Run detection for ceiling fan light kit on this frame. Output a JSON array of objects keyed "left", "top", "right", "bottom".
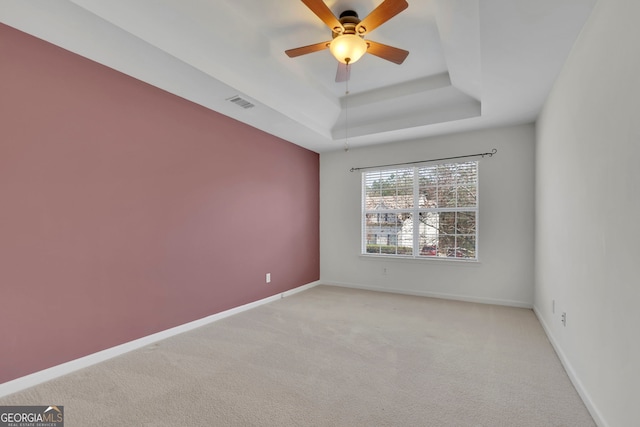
[
  {"left": 285, "top": 0, "right": 409, "bottom": 80},
  {"left": 329, "top": 34, "right": 367, "bottom": 64}
]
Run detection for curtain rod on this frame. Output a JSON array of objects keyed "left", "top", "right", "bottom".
[{"left": 349, "top": 148, "right": 497, "bottom": 172}]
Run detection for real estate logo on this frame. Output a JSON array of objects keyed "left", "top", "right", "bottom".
[{"left": 0, "top": 406, "right": 64, "bottom": 427}]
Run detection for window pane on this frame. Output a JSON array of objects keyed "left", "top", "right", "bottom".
[
  {"left": 457, "top": 235, "right": 476, "bottom": 258},
  {"left": 457, "top": 185, "right": 477, "bottom": 207},
  {"left": 397, "top": 215, "right": 414, "bottom": 255},
  {"left": 437, "top": 164, "right": 457, "bottom": 185},
  {"left": 395, "top": 170, "right": 413, "bottom": 196},
  {"left": 418, "top": 212, "right": 439, "bottom": 237},
  {"left": 456, "top": 212, "right": 476, "bottom": 234},
  {"left": 456, "top": 162, "right": 478, "bottom": 185},
  {"left": 437, "top": 186, "right": 456, "bottom": 208},
  {"left": 419, "top": 167, "right": 438, "bottom": 187},
  {"left": 438, "top": 235, "right": 456, "bottom": 256},
  {"left": 364, "top": 171, "right": 383, "bottom": 199},
  {"left": 439, "top": 212, "right": 456, "bottom": 234},
  {"left": 419, "top": 212, "right": 439, "bottom": 257},
  {"left": 419, "top": 186, "right": 437, "bottom": 208}
]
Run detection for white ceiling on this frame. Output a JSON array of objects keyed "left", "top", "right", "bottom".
[{"left": 1, "top": 0, "right": 596, "bottom": 153}]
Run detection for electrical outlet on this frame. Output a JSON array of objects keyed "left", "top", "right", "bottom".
[
  {"left": 382, "top": 267, "right": 387, "bottom": 275},
  {"left": 561, "top": 312, "right": 567, "bottom": 326},
  {"left": 266, "top": 273, "right": 271, "bottom": 283},
  {"left": 552, "top": 299, "right": 555, "bottom": 314}
]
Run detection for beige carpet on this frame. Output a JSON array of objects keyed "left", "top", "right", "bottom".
[{"left": 0, "top": 285, "right": 594, "bottom": 426}]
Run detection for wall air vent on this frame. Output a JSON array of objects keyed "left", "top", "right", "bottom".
[{"left": 226, "top": 95, "right": 255, "bottom": 109}]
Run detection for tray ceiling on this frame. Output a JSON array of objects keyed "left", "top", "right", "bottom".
[{"left": 1, "top": 0, "right": 596, "bottom": 152}]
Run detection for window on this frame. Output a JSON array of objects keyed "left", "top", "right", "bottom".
[{"left": 362, "top": 161, "right": 478, "bottom": 260}]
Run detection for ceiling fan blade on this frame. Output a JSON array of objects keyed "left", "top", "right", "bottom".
[
  {"left": 301, "top": 0, "right": 344, "bottom": 33},
  {"left": 285, "top": 41, "right": 331, "bottom": 58},
  {"left": 335, "top": 63, "right": 351, "bottom": 82},
  {"left": 356, "top": 0, "right": 408, "bottom": 34},
  {"left": 366, "top": 40, "right": 409, "bottom": 64}
]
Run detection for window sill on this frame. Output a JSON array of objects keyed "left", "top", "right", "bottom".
[{"left": 359, "top": 254, "right": 481, "bottom": 265}]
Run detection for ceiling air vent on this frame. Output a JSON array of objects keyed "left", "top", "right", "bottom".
[{"left": 226, "top": 95, "right": 255, "bottom": 109}]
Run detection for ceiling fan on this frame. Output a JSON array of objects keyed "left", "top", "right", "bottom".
[{"left": 285, "top": 0, "right": 410, "bottom": 82}]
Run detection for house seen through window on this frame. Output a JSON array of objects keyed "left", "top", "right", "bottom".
[{"left": 362, "top": 161, "right": 478, "bottom": 260}]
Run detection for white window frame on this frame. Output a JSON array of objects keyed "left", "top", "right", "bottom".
[{"left": 361, "top": 160, "right": 479, "bottom": 261}]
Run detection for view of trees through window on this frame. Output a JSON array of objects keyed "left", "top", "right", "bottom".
[{"left": 363, "top": 161, "right": 478, "bottom": 259}]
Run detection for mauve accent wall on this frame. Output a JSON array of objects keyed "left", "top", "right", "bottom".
[{"left": 0, "top": 24, "right": 319, "bottom": 384}]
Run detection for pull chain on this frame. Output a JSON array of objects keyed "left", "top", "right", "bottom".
[{"left": 344, "top": 62, "right": 350, "bottom": 152}]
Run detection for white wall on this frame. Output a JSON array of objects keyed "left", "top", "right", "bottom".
[
  {"left": 321, "top": 124, "right": 535, "bottom": 307},
  {"left": 535, "top": 0, "right": 640, "bottom": 426}
]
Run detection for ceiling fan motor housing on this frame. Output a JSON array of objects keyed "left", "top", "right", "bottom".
[{"left": 333, "top": 10, "right": 364, "bottom": 39}]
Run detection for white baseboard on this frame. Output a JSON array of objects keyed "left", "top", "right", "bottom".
[
  {"left": 533, "top": 306, "right": 608, "bottom": 427},
  {"left": 324, "top": 281, "right": 533, "bottom": 309},
  {"left": 0, "top": 280, "right": 320, "bottom": 398}
]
